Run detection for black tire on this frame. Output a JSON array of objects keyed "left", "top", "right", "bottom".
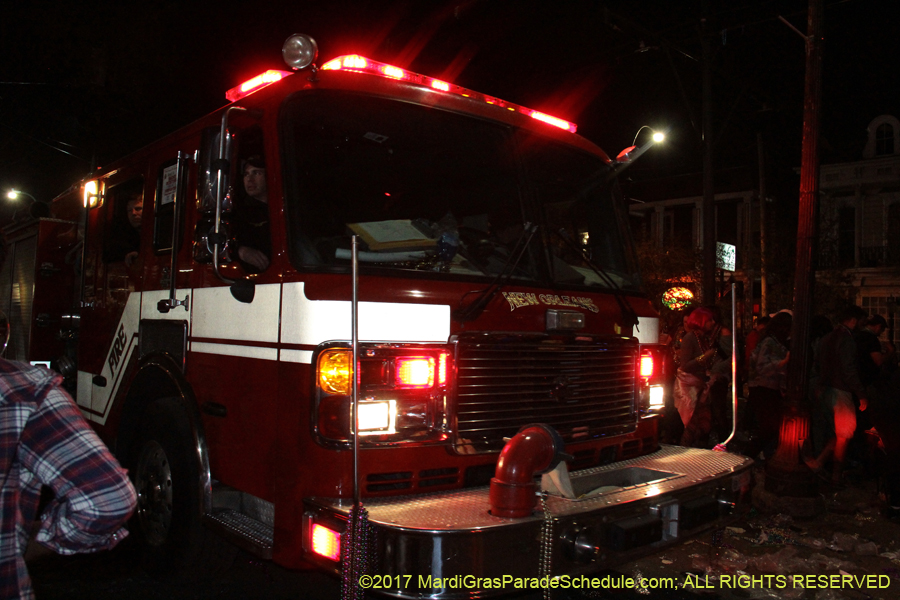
[{"left": 129, "top": 397, "right": 235, "bottom": 579}]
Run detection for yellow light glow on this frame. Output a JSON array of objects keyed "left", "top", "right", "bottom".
[
  {"left": 317, "top": 349, "right": 352, "bottom": 395},
  {"left": 652, "top": 131, "right": 665, "bottom": 143},
  {"left": 311, "top": 524, "right": 340, "bottom": 561},
  {"left": 431, "top": 80, "right": 450, "bottom": 92},
  {"left": 83, "top": 180, "right": 102, "bottom": 209}
]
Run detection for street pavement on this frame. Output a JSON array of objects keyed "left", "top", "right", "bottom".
[{"left": 26, "top": 463, "right": 900, "bottom": 600}]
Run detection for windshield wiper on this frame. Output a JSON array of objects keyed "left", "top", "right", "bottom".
[
  {"left": 556, "top": 228, "right": 639, "bottom": 329},
  {"left": 453, "top": 223, "right": 538, "bottom": 323}
]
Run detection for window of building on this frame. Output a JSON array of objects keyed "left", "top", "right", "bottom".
[
  {"left": 889, "top": 204, "right": 900, "bottom": 264},
  {"left": 670, "top": 204, "right": 694, "bottom": 249},
  {"left": 629, "top": 212, "right": 650, "bottom": 243},
  {"left": 876, "top": 123, "right": 895, "bottom": 156},
  {"left": 838, "top": 206, "right": 855, "bottom": 267}
]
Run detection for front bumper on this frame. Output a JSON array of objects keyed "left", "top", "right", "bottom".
[{"left": 305, "top": 445, "right": 753, "bottom": 599}]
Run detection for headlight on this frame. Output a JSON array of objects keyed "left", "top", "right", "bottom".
[{"left": 313, "top": 344, "right": 451, "bottom": 447}]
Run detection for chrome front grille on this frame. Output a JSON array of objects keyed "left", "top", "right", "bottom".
[{"left": 454, "top": 336, "right": 638, "bottom": 451}]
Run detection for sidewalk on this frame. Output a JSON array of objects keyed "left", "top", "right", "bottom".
[{"left": 619, "top": 464, "right": 900, "bottom": 599}]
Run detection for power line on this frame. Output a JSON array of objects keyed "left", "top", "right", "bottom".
[{"left": 0, "top": 121, "right": 89, "bottom": 163}]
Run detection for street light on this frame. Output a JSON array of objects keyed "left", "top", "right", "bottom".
[
  {"left": 607, "top": 126, "right": 667, "bottom": 181},
  {"left": 631, "top": 125, "right": 666, "bottom": 146},
  {"left": 7, "top": 189, "right": 36, "bottom": 203},
  {"left": 5, "top": 189, "right": 49, "bottom": 221}
]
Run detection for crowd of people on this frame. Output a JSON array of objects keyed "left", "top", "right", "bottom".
[{"left": 660, "top": 303, "right": 899, "bottom": 512}]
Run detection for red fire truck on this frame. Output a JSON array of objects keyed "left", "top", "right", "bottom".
[{"left": 0, "top": 35, "right": 751, "bottom": 597}]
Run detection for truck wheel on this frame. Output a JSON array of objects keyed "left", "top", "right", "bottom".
[{"left": 129, "top": 397, "right": 234, "bottom": 579}]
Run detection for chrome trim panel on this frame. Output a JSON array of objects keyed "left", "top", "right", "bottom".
[{"left": 308, "top": 446, "right": 752, "bottom": 599}]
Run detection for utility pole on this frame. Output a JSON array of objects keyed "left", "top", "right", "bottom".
[
  {"left": 765, "top": 0, "right": 823, "bottom": 497},
  {"left": 757, "top": 132, "right": 768, "bottom": 316},
  {"left": 701, "top": 0, "right": 717, "bottom": 304}
]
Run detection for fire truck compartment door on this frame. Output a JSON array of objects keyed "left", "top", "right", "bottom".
[{"left": 76, "top": 292, "right": 141, "bottom": 422}]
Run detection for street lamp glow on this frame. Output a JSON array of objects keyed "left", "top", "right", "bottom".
[
  {"left": 6, "top": 189, "right": 36, "bottom": 202},
  {"left": 632, "top": 125, "right": 665, "bottom": 146}
]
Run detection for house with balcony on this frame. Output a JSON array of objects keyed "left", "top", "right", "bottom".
[
  {"left": 625, "top": 166, "right": 764, "bottom": 331},
  {"left": 817, "top": 114, "right": 900, "bottom": 330}
]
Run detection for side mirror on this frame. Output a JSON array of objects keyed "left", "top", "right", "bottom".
[{"left": 230, "top": 279, "right": 255, "bottom": 304}]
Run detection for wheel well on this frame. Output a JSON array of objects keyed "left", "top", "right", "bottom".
[
  {"left": 116, "top": 354, "right": 212, "bottom": 515},
  {"left": 117, "top": 362, "right": 180, "bottom": 460}
]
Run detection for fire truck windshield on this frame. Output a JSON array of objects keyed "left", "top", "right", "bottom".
[{"left": 281, "top": 91, "right": 640, "bottom": 291}]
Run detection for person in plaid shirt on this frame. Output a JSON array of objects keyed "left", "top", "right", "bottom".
[{"left": 0, "top": 358, "right": 137, "bottom": 599}]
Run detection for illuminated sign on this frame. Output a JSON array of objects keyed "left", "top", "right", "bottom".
[
  {"left": 661, "top": 287, "right": 694, "bottom": 310},
  {"left": 502, "top": 291, "right": 599, "bottom": 313},
  {"left": 716, "top": 242, "right": 736, "bottom": 272}
]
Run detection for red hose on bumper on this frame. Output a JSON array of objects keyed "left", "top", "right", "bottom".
[{"left": 489, "top": 424, "right": 566, "bottom": 518}]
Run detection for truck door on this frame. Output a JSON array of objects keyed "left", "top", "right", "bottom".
[{"left": 77, "top": 176, "right": 144, "bottom": 422}]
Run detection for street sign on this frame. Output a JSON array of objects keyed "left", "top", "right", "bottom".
[{"left": 716, "top": 242, "right": 735, "bottom": 271}]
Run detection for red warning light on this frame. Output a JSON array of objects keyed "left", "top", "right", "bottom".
[
  {"left": 640, "top": 352, "right": 654, "bottom": 380},
  {"left": 226, "top": 70, "right": 293, "bottom": 102},
  {"left": 395, "top": 357, "right": 435, "bottom": 388},
  {"left": 529, "top": 110, "right": 578, "bottom": 133},
  {"left": 320, "top": 55, "right": 577, "bottom": 133}
]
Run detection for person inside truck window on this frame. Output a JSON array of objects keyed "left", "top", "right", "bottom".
[
  {"left": 232, "top": 155, "right": 271, "bottom": 273},
  {"left": 103, "top": 194, "right": 142, "bottom": 267}
]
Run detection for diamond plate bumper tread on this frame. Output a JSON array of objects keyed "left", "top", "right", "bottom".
[{"left": 316, "top": 445, "right": 752, "bottom": 530}]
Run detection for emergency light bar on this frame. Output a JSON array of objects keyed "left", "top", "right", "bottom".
[
  {"left": 226, "top": 70, "right": 293, "bottom": 102},
  {"left": 321, "top": 55, "right": 578, "bottom": 134}
]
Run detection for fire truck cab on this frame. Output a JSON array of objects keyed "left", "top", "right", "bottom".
[{"left": 0, "top": 35, "right": 751, "bottom": 598}]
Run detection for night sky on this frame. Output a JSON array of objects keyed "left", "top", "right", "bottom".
[{"left": 1, "top": 0, "right": 897, "bottom": 223}]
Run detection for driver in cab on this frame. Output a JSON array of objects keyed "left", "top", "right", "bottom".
[{"left": 233, "top": 155, "right": 271, "bottom": 273}]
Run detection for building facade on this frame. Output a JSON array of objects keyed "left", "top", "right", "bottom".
[
  {"left": 626, "top": 167, "right": 761, "bottom": 331},
  {"left": 818, "top": 114, "right": 900, "bottom": 338}
]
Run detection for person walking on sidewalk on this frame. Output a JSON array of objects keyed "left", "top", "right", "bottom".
[{"left": 805, "top": 305, "right": 868, "bottom": 486}]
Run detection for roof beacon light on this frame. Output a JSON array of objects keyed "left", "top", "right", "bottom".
[
  {"left": 282, "top": 34, "right": 318, "bottom": 70},
  {"left": 226, "top": 70, "right": 293, "bottom": 103},
  {"left": 321, "top": 55, "right": 577, "bottom": 133}
]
